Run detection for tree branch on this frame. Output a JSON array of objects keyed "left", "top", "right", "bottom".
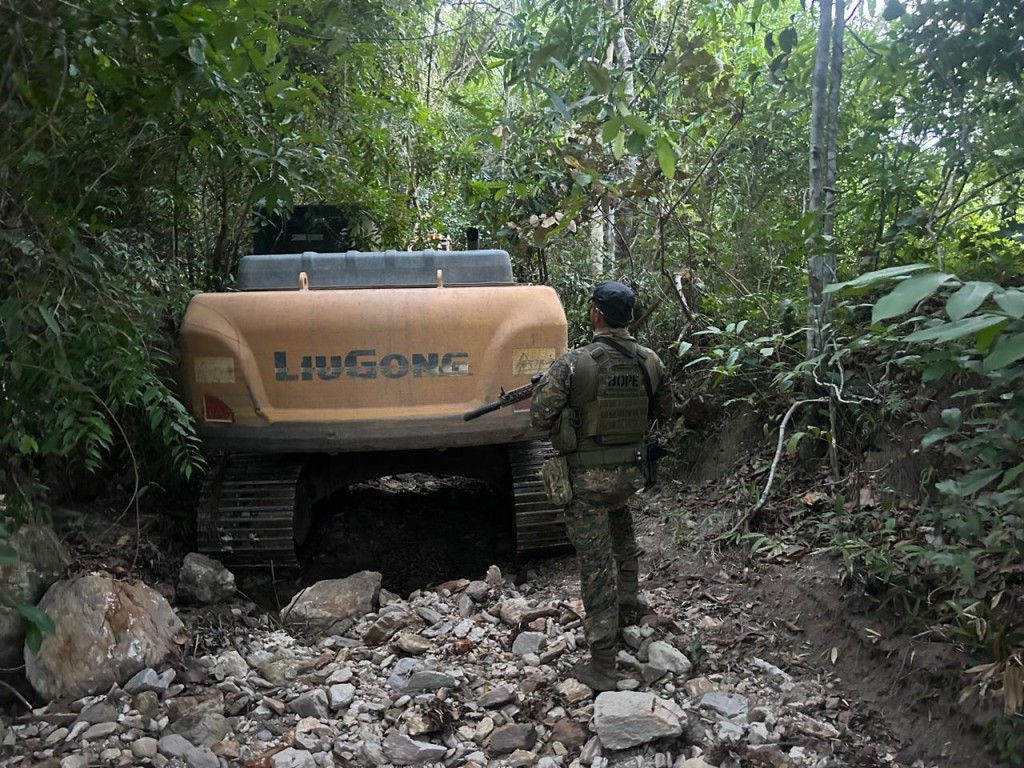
[{"left": 728, "top": 398, "right": 829, "bottom": 534}]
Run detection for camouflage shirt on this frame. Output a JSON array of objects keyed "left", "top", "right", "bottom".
[{"left": 530, "top": 327, "right": 674, "bottom": 433}]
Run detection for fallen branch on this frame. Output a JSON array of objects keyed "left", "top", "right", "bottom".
[
  {"left": 729, "top": 397, "right": 828, "bottom": 534},
  {"left": 0, "top": 677, "right": 33, "bottom": 711}
]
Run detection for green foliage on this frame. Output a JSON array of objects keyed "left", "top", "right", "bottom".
[
  {"left": 682, "top": 321, "right": 806, "bottom": 403},
  {"left": 984, "top": 714, "right": 1024, "bottom": 768},
  {"left": 0, "top": 0, "right": 1021, "bottom": 730},
  {"left": 1, "top": 236, "right": 203, "bottom": 514},
  {"left": 1, "top": 0, "right": 434, "bottom": 505},
  {"left": 19, "top": 603, "right": 56, "bottom": 655},
  {"left": 0, "top": 522, "right": 56, "bottom": 654},
  {"left": 824, "top": 267, "right": 1024, "bottom": 662}
]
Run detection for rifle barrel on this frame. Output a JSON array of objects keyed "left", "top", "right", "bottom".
[{"left": 463, "top": 400, "right": 503, "bottom": 421}]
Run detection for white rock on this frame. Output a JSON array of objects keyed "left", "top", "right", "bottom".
[
  {"left": 132, "top": 736, "right": 159, "bottom": 758},
  {"left": 700, "top": 691, "right": 749, "bottom": 718},
  {"left": 592, "top": 691, "right": 684, "bottom": 750},
  {"left": 213, "top": 649, "right": 249, "bottom": 680},
  {"left": 747, "top": 721, "right": 772, "bottom": 744},
  {"left": 329, "top": 683, "right": 356, "bottom": 711},
  {"left": 646, "top": 641, "right": 692, "bottom": 676},
  {"left": 752, "top": 657, "right": 793, "bottom": 682},
  {"left": 716, "top": 720, "right": 744, "bottom": 742},
  {"left": 272, "top": 747, "right": 317, "bottom": 768},
  {"left": 512, "top": 632, "right": 546, "bottom": 656}
]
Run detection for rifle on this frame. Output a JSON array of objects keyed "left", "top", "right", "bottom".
[{"left": 463, "top": 373, "right": 543, "bottom": 421}]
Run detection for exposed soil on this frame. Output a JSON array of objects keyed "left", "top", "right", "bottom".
[
  {"left": 631, "top": 516, "right": 999, "bottom": 768},
  {"left": 37, "top": 452, "right": 1013, "bottom": 767}
]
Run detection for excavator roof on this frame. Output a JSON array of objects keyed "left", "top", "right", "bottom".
[{"left": 237, "top": 249, "right": 514, "bottom": 290}]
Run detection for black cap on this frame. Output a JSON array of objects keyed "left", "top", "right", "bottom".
[{"left": 590, "top": 281, "right": 635, "bottom": 327}]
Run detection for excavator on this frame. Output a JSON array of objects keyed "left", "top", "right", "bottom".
[{"left": 177, "top": 209, "right": 570, "bottom": 570}]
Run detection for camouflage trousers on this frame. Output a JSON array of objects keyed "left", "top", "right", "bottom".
[{"left": 564, "top": 463, "right": 645, "bottom": 649}]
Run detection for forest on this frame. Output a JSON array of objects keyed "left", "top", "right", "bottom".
[{"left": 1, "top": 0, "right": 1022, "bottom": 757}]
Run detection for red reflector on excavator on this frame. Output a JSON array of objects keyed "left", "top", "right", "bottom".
[{"left": 203, "top": 395, "right": 234, "bottom": 423}]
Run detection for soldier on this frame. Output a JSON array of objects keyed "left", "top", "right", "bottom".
[{"left": 530, "top": 280, "right": 674, "bottom": 691}]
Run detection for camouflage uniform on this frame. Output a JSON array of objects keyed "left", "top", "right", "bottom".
[{"left": 531, "top": 327, "right": 673, "bottom": 650}]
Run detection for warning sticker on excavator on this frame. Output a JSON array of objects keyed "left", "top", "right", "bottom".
[
  {"left": 512, "top": 348, "right": 557, "bottom": 376},
  {"left": 195, "top": 357, "right": 235, "bottom": 384}
]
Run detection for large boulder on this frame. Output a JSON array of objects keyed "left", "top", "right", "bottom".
[
  {"left": 0, "top": 524, "right": 70, "bottom": 668},
  {"left": 281, "top": 571, "right": 382, "bottom": 632},
  {"left": 25, "top": 573, "right": 184, "bottom": 700}
]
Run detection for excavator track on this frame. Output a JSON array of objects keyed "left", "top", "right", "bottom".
[
  {"left": 509, "top": 440, "right": 571, "bottom": 555},
  {"left": 197, "top": 454, "right": 307, "bottom": 571}
]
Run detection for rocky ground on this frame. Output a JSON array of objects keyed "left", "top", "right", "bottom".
[{"left": 0, "top": 472, "right": 1006, "bottom": 768}]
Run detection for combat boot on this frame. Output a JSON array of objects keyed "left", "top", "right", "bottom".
[
  {"left": 571, "top": 643, "right": 620, "bottom": 692},
  {"left": 618, "top": 558, "right": 653, "bottom": 627}
]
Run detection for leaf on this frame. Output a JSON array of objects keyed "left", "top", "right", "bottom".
[
  {"left": 625, "top": 130, "right": 645, "bottom": 154},
  {"left": 786, "top": 431, "right": 807, "bottom": 456},
  {"left": 903, "top": 314, "right": 1008, "bottom": 343},
  {"left": 825, "top": 264, "right": 929, "bottom": 293},
  {"left": 922, "top": 427, "right": 955, "bottom": 447},
  {"left": 538, "top": 85, "right": 570, "bottom": 122},
  {"left": 922, "top": 358, "right": 958, "bottom": 382},
  {"left": 975, "top": 320, "right": 1005, "bottom": 352},
  {"left": 36, "top": 305, "right": 61, "bottom": 337},
  {"left": 612, "top": 130, "right": 625, "bottom": 160},
  {"left": 946, "top": 281, "right": 995, "bottom": 322},
  {"left": 25, "top": 624, "right": 42, "bottom": 654},
  {"left": 983, "top": 331, "right": 1024, "bottom": 372},
  {"left": 938, "top": 468, "right": 1002, "bottom": 497},
  {"left": 18, "top": 604, "right": 56, "bottom": 636},
  {"left": 187, "top": 37, "right": 206, "bottom": 66},
  {"left": 872, "top": 272, "right": 951, "bottom": 323},
  {"left": 941, "top": 408, "right": 962, "bottom": 429},
  {"left": 264, "top": 79, "right": 292, "bottom": 101},
  {"left": 994, "top": 289, "right": 1024, "bottom": 319},
  {"left": 656, "top": 135, "right": 676, "bottom": 179},
  {"left": 999, "top": 463, "right": 1024, "bottom": 491},
  {"left": 624, "top": 114, "right": 652, "bottom": 137},
  {"left": 601, "top": 116, "right": 621, "bottom": 144},
  {"left": 583, "top": 59, "right": 612, "bottom": 95},
  {"left": 829, "top": 646, "right": 839, "bottom": 664},
  {"left": 778, "top": 27, "right": 798, "bottom": 53},
  {"left": 883, "top": 0, "right": 906, "bottom": 20}
]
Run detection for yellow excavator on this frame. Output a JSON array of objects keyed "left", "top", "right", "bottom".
[{"left": 178, "top": 216, "right": 569, "bottom": 571}]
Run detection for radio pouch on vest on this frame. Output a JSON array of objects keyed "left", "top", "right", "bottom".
[
  {"left": 550, "top": 408, "right": 579, "bottom": 453},
  {"left": 541, "top": 455, "right": 573, "bottom": 506}
]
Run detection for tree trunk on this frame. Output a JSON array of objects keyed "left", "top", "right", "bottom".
[
  {"left": 805, "top": 0, "right": 846, "bottom": 479},
  {"left": 824, "top": 0, "right": 845, "bottom": 241},
  {"left": 806, "top": 0, "right": 834, "bottom": 359},
  {"left": 606, "top": 0, "right": 635, "bottom": 271}
]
